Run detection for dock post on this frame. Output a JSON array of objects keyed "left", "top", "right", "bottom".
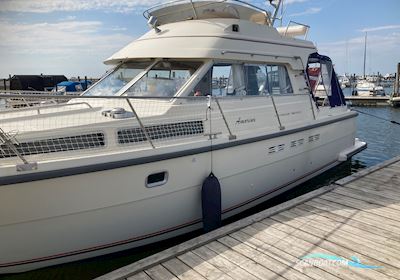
[
  {"left": 84, "top": 76, "right": 88, "bottom": 90},
  {"left": 3, "top": 79, "right": 6, "bottom": 90},
  {"left": 396, "top": 62, "right": 400, "bottom": 96}
]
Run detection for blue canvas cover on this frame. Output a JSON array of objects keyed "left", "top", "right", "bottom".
[
  {"left": 307, "top": 53, "right": 346, "bottom": 107},
  {"left": 57, "top": 81, "right": 91, "bottom": 92},
  {"left": 57, "top": 81, "right": 82, "bottom": 92}
]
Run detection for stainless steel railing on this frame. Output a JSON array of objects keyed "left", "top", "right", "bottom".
[{"left": 0, "top": 92, "right": 316, "bottom": 168}]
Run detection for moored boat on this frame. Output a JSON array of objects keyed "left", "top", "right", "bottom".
[
  {"left": 354, "top": 80, "right": 385, "bottom": 97},
  {"left": 0, "top": 0, "right": 366, "bottom": 273}
]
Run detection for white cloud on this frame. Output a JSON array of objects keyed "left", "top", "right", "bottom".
[
  {"left": 0, "top": 20, "right": 135, "bottom": 77},
  {"left": 65, "top": 15, "right": 77, "bottom": 21},
  {"left": 284, "top": 0, "right": 310, "bottom": 4},
  {"left": 111, "top": 26, "right": 128, "bottom": 32},
  {"left": 360, "top": 25, "right": 400, "bottom": 33},
  {"left": 0, "top": 20, "right": 133, "bottom": 53},
  {"left": 288, "top": 7, "right": 321, "bottom": 17},
  {"left": 0, "top": 0, "right": 163, "bottom": 13}
]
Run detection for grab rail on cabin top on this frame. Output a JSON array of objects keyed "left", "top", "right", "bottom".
[
  {"left": 284, "top": 20, "right": 310, "bottom": 40},
  {"left": 143, "top": 0, "right": 272, "bottom": 24},
  {"left": 0, "top": 101, "right": 93, "bottom": 115},
  {"left": 0, "top": 92, "right": 316, "bottom": 169}
]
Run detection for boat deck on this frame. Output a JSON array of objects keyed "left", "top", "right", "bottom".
[{"left": 97, "top": 156, "right": 400, "bottom": 280}]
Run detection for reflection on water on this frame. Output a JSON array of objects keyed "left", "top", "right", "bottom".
[
  {"left": 3, "top": 100, "right": 400, "bottom": 280},
  {"left": 354, "top": 106, "right": 400, "bottom": 166}
]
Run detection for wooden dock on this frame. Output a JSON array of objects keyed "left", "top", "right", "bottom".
[
  {"left": 97, "top": 156, "right": 400, "bottom": 280},
  {"left": 317, "top": 96, "right": 390, "bottom": 106}
]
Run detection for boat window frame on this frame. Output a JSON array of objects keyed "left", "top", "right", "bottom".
[
  {"left": 115, "top": 59, "right": 161, "bottom": 97},
  {"left": 80, "top": 59, "right": 160, "bottom": 97},
  {"left": 207, "top": 60, "right": 295, "bottom": 97},
  {"left": 117, "top": 59, "right": 209, "bottom": 99}
]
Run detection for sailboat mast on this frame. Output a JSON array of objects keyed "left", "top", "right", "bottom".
[{"left": 363, "top": 32, "right": 367, "bottom": 79}]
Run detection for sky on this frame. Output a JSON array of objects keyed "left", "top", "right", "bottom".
[{"left": 0, "top": 0, "right": 399, "bottom": 79}]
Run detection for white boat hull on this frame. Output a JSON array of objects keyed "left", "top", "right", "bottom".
[{"left": 0, "top": 115, "right": 365, "bottom": 273}]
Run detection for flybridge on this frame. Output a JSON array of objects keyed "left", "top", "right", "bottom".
[{"left": 143, "top": 0, "right": 282, "bottom": 27}]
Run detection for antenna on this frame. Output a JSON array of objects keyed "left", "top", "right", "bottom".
[{"left": 363, "top": 32, "right": 367, "bottom": 79}]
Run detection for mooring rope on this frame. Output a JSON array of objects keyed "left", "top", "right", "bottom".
[{"left": 352, "top": 108, "right": 400, "bottom": 125}]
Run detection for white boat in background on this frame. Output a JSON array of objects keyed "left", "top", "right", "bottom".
[
  {"left": 339, "top": 75, "right": 350, "bottom": 88},
  {"left": 354, "top": 80, "right": 385, "bottom": 96},
  {"left": 353, "top": 32, "right": 385, "bottom": 97},
  {"left": 0, "top": 0, "right": 366, "bottom": 273}
]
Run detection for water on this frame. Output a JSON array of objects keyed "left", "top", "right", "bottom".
[{"left": 3, "top": 88, "right": 400, "bottom": 280}]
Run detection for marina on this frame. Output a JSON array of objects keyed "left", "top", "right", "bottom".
[
  {"left": 97, "top": 155, "right": 400, "bottom": 280},
  {"left": 0, "top": 0, "right": 400, "bottom": 279}
]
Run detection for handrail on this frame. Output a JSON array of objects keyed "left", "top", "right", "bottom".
[
  {"left": 284, "top": 20, "right": 310, "bottom": 40},
  {"left": 214, "top": 98, "right": 236, "bottom": 140},
  {"left": 0, "top": 90, "right": 70, "bottom": 95},
  {"left": 0, "top": 101, "right": 93, "bottom": 115},
  {"left": 126, "top": 99, "right": 155, "bottom": 149},
  {"left": 143, "top": 0, "right": 269, "bottom": 19},
  {"left": 221, "top": 50, "right": 302, "bottom": 61},
  {"left": 0, "top": 92, "right": 319, "bottom": 168},
  {"left": 0, "top": 92, "right": 312, "bottom": 100},
  {"left": 0, "top": 93, "right": 208, "bottom": 100}
]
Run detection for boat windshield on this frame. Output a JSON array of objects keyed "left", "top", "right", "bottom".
[
  {"left": 124, "top": 60, "right": 203, "bottom": 97},
  {"left": 83, "top": 61, "right": 153, "bottom": 96}
]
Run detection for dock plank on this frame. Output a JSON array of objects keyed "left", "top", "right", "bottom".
[
  {"left": 285, "top": 206, "right": 400, "bottom": 251},
  {"left": 320, "top": 192, "right": 400, "bottom": 222},
  {"left": 248, "top": 221, "right": 386, "bottom": 280},
  {"left": 205, "top": 241, "right": 281, "bottom": 280},
  {"left": 256, "top": 220, "right": 397, "bottom": 280},
  {"left": 177, "top": 251, "right": 233, "bottom": 280},
  {"left": 127, "top": 272, "right": 153, "bottom": 280},
  {"left": 295, "top": 203, "right": 400, "bottom": 242},
  {"left": 344, "top": 181, "right": 400, "bottom": 200},
  {"left": 229, "top": 230, "right": 342, "bottom": 280},
  {"left": 307, "top": 198, "right": 400, "bottom": 233},
  {"left": 218, "top": 235, "right": 314, "bottom": 280},
  {"left": 240, "top": 224, "right": 390, "bottom": 280},
  {"left": 273, "top": 209, "right": 400, "bottom": 264},
  {"left": 144, "top": 265, "right": 179, "bottom": 280},
  {"left": 332, "top": 187, "right": 400, "bottom": 211},
  {"left": 162, "top": 258, "right": 206, "bottom": 280},
  {"left": 191, "top": 246, "right": 260, "bottom": 280}
]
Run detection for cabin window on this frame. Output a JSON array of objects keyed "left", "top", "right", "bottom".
[
  {"left": 265, "top": 65, "right": 293, "bottom": 94},
  {"left": 208, "top": 63, "right": 293, "bottom": 96},
  {"left": 124, "top": 61, "right": 202, "bottom": 97},
  {"left": 83, "top": 61, "right": 153, "bottom": 96}
]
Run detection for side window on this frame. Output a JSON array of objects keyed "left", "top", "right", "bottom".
[
  {"left": 196, "top": 63, "right": 293, "bottom": 97},
  {"left": 211, "top": 64, "right": 247, "bottom": 96},
  {"left": 125, "top": 61, "right": 201, "bottom": 97},
  {"left": 266, "top": 65, "right": 293, "bottom": 95},
  {"left": 244, "top": 65, "right": 267, "bottom": 95},
  {"left": 211, "top": 65, "right": 231, "bottom": 96}
]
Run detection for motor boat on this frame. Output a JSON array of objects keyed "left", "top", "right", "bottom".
[
  {"left": 0, "top": 0, "right": 366, "bottom": 273},
  {"left": 339, "top": 75, "right": 350, "bottom": 88},
  {"left": 354, "top": 80, "right": 385, "bottom": 96}
]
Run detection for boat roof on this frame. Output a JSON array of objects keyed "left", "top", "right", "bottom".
[
  {"left": 144, "top": 0, "right": 272, "bottom": 26},
  {"left": 104, "top": 1, "right": 316, "bottom": 68}
]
